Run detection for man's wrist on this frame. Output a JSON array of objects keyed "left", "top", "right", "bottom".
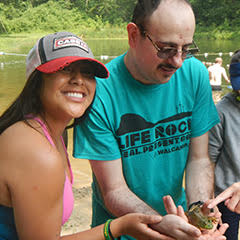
[{"left": 188, "top": 200, "right": 204, "bottom": 210}]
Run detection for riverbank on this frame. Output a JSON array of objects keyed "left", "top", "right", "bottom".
[{"left": 0, "top": 32, "right": 128, "bottom": 56}]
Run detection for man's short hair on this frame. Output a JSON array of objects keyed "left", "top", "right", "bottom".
[{"left": 215, "top": 57, "right": 223, "bottom": 64}]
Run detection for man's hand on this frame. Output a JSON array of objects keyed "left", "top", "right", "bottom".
[
  {"left": 198, "top": 200, "right": 228, "bottom": 240},
  {"left": 149, "top": 196, "right": 201, "bottom": 240},
  {"left": 159, "top": 195, "right": 228, "bottom": 240},
  {"left": 207, "top": 183, "right": 240, "bottom": 214}
]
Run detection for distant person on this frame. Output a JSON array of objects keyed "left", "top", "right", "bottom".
[
  {"left": 208, "top": 49, "right": 240, "bottom": 240},
  {"left": 208, "top": 57, "right": 230, "bottom": 90},
  {"left": 0, "top": 31, "right": 170, "bottom": 240},
  {"left": 208, "top": 57, "right": 230, "bottom": 103}
]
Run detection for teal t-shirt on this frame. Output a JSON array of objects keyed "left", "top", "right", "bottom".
[{"left": 73, "top": 54, "right": 219, "bottom": 239}]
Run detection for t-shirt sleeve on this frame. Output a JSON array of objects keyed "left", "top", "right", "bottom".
[
  {"left": 208, "top": 107, "right": 224, "bottom": 163},
  {"left": 190, "top": 61, "right": 220, "bottom": 137},
  {"left": 73, "top": 96, "right": 121, "bottom": 161}
]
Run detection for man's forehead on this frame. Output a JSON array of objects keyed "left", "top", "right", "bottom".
[
  {"left": 146, "top": 3, "right": 195, "bottom": 45},
  {"left": 148, "top": 0, "right": 195, "bottom": 25}
]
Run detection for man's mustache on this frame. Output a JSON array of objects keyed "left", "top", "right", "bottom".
[{"left": 158, "top": 64, "right": 178, "bottom": 70}]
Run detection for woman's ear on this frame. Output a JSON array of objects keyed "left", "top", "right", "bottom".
[{"left": 127, "top": 23, "right": 141, "bottom": 49}]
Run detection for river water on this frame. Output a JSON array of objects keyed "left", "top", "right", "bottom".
[{"left": 0, "top": 38, "right": 238, "bottom": 114}]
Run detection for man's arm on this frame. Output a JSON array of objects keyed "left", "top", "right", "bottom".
[
  {"left": 90, "top": 158, "right": 160, "bottom": 216},
  {"left": 185, "top": 132, "right": 215, "bottom": 205},
  {"left": 222, "top": 68, "right": 230, "bottom": 83},
  {"left": 208, "top": 70, "right": 213, "bottom": 81},
  {"left": 90, "top": 159, "right": 202, "bottom": 240},
  {"left": 208, "top": 67, "right": 214, "bottom": 83}
]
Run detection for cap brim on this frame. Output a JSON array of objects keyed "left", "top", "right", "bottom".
[{"left": 36, "top": 56, "right": 109, "bottom": 78}]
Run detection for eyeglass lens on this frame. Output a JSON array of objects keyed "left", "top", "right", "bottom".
[
  {"left": 157, "top": 47, "right": 199, "bottom": 59},
  {"left": 146, "top": 33, "right": 199, "bottom": 59}
]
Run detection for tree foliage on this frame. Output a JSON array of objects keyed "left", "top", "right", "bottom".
[
  {"left": 0, "top": 0, "right": 239, "bottom": 37},
  {"left": 190, "top": 0, "right": 240, "bottom": 28}
]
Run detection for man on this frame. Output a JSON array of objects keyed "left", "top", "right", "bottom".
[
  {"left": 208, "top": 57, "right": 230, "bottom": 103},
  {"left": 73, "top": 0, "right": 227, "bottom": 239},
  {"left": 208, "top": 57, "right": 230, "bottom": 91}
]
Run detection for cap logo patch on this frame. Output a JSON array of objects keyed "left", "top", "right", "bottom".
[{"left": 54, "top": 36, "right": 89, "bottom": 53}]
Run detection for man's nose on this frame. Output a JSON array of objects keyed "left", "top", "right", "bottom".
[{"left": 169, "top": 52, "right": 184, "bottom": 69}]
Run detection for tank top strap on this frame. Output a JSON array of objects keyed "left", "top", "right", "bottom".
[
  {"left": 29, "top": 116, "right": 55, "bottom": 147},
  {"left": 60, "top": 137, "right": 73, "bottom": 184},
  {"left": 27, "top": 116, "right": 73, "bottom": 184}
]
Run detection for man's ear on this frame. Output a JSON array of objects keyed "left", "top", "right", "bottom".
[{"left": 127, "top": 22, "right": 141, "bottom": 49}]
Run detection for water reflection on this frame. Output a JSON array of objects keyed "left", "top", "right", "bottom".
[
  {"left": 0, "top": 57, "right": 25, "bottom": 114},
  {"left": 0, "top": 38, "right": 237, "bottom": 114}
]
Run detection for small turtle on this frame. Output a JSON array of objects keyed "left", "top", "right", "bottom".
[{"left": 186, "top": 201, "right": 217, "bottom": 230}]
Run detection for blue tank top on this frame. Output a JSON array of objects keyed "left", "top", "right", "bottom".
[{"left": 0, "top": 206, "right": 18, "bottom": 240}]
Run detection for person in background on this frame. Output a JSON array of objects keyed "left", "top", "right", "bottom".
[
  {"left": 208, "top": 57, "right": 230, "bottom": 91},
  {"left": 0, "top": 31, "right": 172, "bottom": 240},
  {"left": 208, "top": 57, "right": 230, "bottom": 103},
  {"left": 208, "top": 49, "right": 240, "bottom": 240},
  {"left": 73, "top": 0, "right": 228, "bottom": 239}
]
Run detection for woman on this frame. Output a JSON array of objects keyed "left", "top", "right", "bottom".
[{"left": 0, "top": 31, "right": 169, "bottom": 240}]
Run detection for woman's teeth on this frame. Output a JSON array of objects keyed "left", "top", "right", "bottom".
[{"left": 66, "top": 92, "right": 83, "bottom": 98}]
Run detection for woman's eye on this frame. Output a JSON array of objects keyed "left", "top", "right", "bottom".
[
  {"left": 82, "top": 71, "right": 95, "bottom": 78},
  {"left": 61, "top": 66, "right": 72, "bottom": 73}
]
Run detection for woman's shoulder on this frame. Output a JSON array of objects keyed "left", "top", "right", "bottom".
[
  {"left": 0, "top": 121, "right": 63, "bottom": 175},
  {"left": 1, "top": 121, "right": 48, "bottom": 151}
]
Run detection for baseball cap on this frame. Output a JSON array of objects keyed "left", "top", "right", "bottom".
[{"left": 26, "top": 31, "right": 109, "bottom": 80}]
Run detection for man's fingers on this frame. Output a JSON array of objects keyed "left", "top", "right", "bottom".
[
  {"left": 177, "top": 205, "right": 188, "bottom": 221},
  {"left": 158, "top": 233, "right": 176, "bottom": 240},
  {"left": 208, "top": 188, "right": 234, "bottom": 209},
  {"left": 141, "top": 214, "right": 162, "bottom": 224},
  {"left": 180, "top": 223, "right": 201, "bottom": 238},
  {"left": 225, "top": 195, "right": 239, "bottom": 212},
  {"left": 218, "top": 223, "right": 229, "bottom": 235},
  {"left": 163, "top": 195, "right": 177, "bottom": 214},
  {"left": 233, "top": 201, "right": 240, "bottom": 214}
]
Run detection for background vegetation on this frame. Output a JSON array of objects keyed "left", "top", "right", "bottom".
[{"left": 0, "top": 0, "right": 239, "bottom": 39}]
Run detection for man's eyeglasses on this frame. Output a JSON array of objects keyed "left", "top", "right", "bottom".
[{"left": 145, "top": 33, "right": 199, "bottom": 59}]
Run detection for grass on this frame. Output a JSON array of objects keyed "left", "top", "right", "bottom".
[{"left": 0, "top": 33, "right": 46, "bottom": 53}]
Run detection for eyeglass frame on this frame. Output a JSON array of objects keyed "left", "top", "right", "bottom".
[{"left": 144, "top": 31, "right": 200, "bottom": 59}]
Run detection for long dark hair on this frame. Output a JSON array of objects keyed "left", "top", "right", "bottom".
[
  {"left": 0, "top": 68, "right": 95, "bottom": 136},
  {"left": 0, "top": 71, "right": 43, "bottom": 134}
]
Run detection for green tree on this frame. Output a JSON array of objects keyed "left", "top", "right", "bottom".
[{"left": 191, "top": 0, "right": 240, "bottom": 28}]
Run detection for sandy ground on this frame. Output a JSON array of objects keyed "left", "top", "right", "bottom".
[{"left": 61, "top": 186, "right": 92, "bottom": 235}]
